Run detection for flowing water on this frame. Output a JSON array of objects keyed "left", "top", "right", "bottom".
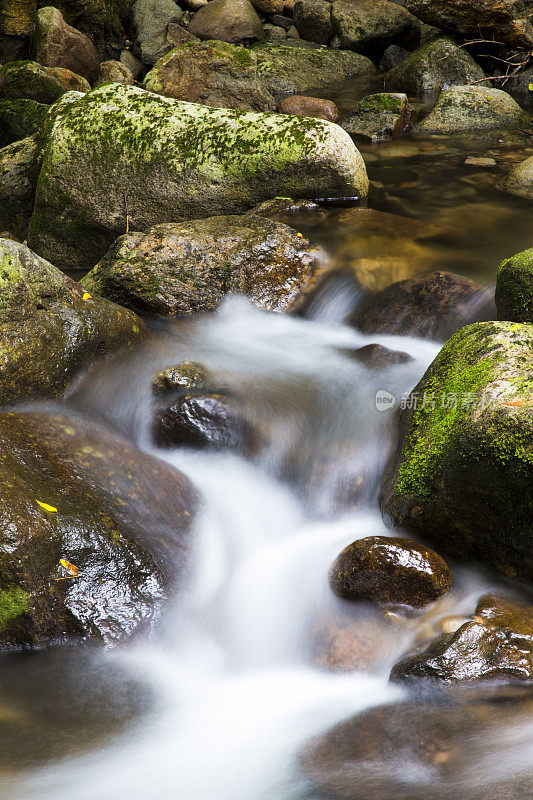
[{"left": 1, "top": 77, "right": 533, "bottom": 799}]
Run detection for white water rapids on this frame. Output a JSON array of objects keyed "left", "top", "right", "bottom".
[{"left": 1, "top": 297, "right": 516, "bottom": 800}]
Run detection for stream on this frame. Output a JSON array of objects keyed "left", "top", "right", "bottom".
[{"left": 1, "top": 75, "right": 532, "bottom": 800}]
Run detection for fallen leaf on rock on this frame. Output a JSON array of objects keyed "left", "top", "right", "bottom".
[
  {"left": 59, "top": 559, "right": 79, "bottom": 577},
  {"left": 36, "top": 500, "right": 57, "bottom": 512}
]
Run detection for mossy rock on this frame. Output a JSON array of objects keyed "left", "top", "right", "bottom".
[
  {"left": 0, "top": 97, "right": 47, "bottom": 146},
  {"left": 0, "top": 134, "right": 40, "bottom": 235},
  {"left": 330, "top": 0, "right": 420, "bottom": 55},
  {"left": 0, "top": 59, "right": 66, "bottom": 103},
  {"left": 0, "top": 0, "right": 36, "bottom": 38},
  {"left": 496, "top": 247, "right": 533, "bottom": 323},
  {"left": 419, "top": 85, "right": 527, "bottom": 135},
  {"left": 28, "top": 83, "right": 368, "bottom": 272},
  {"left": 152, "top": 361, "right": 213, "bottom": 396},
  {"left": 0, "top": 238, "right": 146, "bottom": 406},
  {"left": 380, "top": 321, "right": 533, "bottom": 583},
  {"left": 80, "top": 215, "right": 322, "bottom": 314},
  {"left": 342, "top": 92, "right": 413, "bottom": 142},
  {"left": 385, "top": 37, "right": 486, "bottom": 95},
  {"left": 501, "top": 154, "right": 533, "bottom": 200},
  {"left": 0, "top": 410, "right": 197, "bottom": 650}
]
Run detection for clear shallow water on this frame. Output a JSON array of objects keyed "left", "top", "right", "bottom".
[{"left": 3, "top": 77, "right": 533, "bottom": 800}]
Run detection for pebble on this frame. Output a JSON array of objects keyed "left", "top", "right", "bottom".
[{"left": 464, "top": 156, "right": 497, "bottom": 167}]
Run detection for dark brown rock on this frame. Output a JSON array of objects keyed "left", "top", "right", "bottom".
[
  {"left": 293, "top": 0, "right": 332, "bottom": 44},
  {"left": 31, "top": 7, "right": 100, "bottom": 83},
  {"left": 329, "top": 536, "right": 452, "bottom": 607},
  {"left": 187, "top": 0, "right": 264, "bottom": 43},
  {"left": 349, "top": 271, "right": 495, "bottom": 341},
  {"left": 279, "top": 94, "right": 339, "bottom": 121},
  {"left": 343, "top": 343, "right": 413, "bottom": 368}
]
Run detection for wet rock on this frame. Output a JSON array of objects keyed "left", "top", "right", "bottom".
[
  {"left": 346, "top": 343, "right": 414, "bottom": 369},
  {"left": 246, "top": 197, "right": 327, "bottom": 226},
  {"left": 81, "top": 215, "right": 322, "bottom": 314},
  {"left": 152, "top": 361, "right": 212, "bottom": 396},
  {"left": 143, "top": 40, "right": 276, "bottom": 110},
  {"left": 419, "top": 85, "right": 527, "bottom": 135},
  {"left": 0, "top": 97, "right": 47, "bottom": 146},
  {"left": 386, "top": 37, "right": 486, "bottom": 94},
  {"left": 279, "top": 94, "right": 339, "bottom": 121},
  {"left": 0, "top": 59, "right": 66, "bottom": 103},
  {"left": 349, "top": 271, "right": 495, "bottom": 340},
  {"left": 405, "top": 0, "right": 533, "bottom": 49},
  {"left": 391, "top": 595, "right": 533, "bottom": 682},
  {"left": 380, "top": 321, "right": 533, "bottom": 583},
  {"left": 293, "top": 0, "right": 332, "bottom": 44},
  {"left": 329, "top": 536, "right": 452, "bottom": 608},
  {"left": 45, "top": 65, "right": 91, "bottom": 92},
  {"left": 343, "top": 92, "right": 413, "bottom": 141},
  {"left": 94, "top": 59, "right": 135, "bottom": 86},
  {"left": 0, "top": 410, "right": 197, "bottom": 650},
  {"left": 30, "top": 7, "right": 100, "bottom": 83},
  {"left": 500, "top": 154, "right": 533, "bottom": 200},
  {"left": 0, "top": 134, "right": 39, "bottom": 233},
  {"left": 252, "top": 41, "right": 376, "bottom": 95},
  {"left": 132, "top": 0, "right": 184, "bottom": 66},
  {"left": 464, "top": 156, "right": 497, "bottom": 167},
  {"left": 301, "top": 685, "right": 533, "bottom": 800},
  {"left": 496, "top": 246, "right": 533, "bottom": 323},
  {"left": 379, "top": 43, "right": 409, "bottom": 71},
  {"left": 331, "top": 0, "right": 420, "bottom": 55},
  {"left": 28, "top": 83, "right": 369, "bottom": 272},
  {"left": 187, "top": 0, "right": 265, "bottom": 43},
  {"left": 0, "top": 239, "right": 145, "bottom": 406}
]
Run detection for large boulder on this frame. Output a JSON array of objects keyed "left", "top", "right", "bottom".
[
  {"left": 419, "top": 85, "right": 527, "bottom": 134},
  {"left": 30, "top": 6, "right": 100, "bottom": 82},
  {"left": 187, "top": 0, "right": 264, "bottom": 43},
  {"left": 0, "top": 134, "right": 40, "bottom": 234},
  {"left": 36, "top": 0, "right": 135, "bottom": 57},
  {"left": 496, "top": 247, "right": 533, "bottom": 323},
  {"left": 0, "top": 410, "right": 197, "bottom": 650},
  {"left": 0, "top": 97, "right": 47, "bottom": 145},
  {"left": 342, "top": 92, "right": 413, "bottom": 141},
  {"left": 144, "top": 40, "right": 276, "bottom": 110},
  {"left": 0, "top": 59, "right": 66, "bottom": 102},
  {"left": 385, "top": 37, "right": 486, "bottom": 94},
  {"left": 132, "top": 0, "right": 184, "bottom": 66},
  {"left": 380, "top": 321, "right": 533, "bottom": 583},
  {"left": 349, "top": 271, "right": 494, "bottom": 340},
  {"left": 331, "top": 0, "right": 420, "bottom": 54},
  {"left": 28, "top": 83, "right": 369, "bottom": 272},
  {"left": 293, "top": 0, "right": 333, "bottom": 44},
  {"left": 0, "top": 239, "right": 145, "bottom": 406},
  {"left": 81, "top": 215, "right": 322, "bottom": 314},
  {"left": 404, "top": 0, "right": 533, "bottom": 49},
  {"left": 500, "top": 154, "right": 533, "bottom": 200}
]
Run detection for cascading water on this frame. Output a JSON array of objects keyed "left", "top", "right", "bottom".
[{"left": 0, "top": 296, "right": 526, "bottom": 800}]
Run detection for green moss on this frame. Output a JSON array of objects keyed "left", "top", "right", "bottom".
[
  {"left": 355, "top": 93, "right": 404, "bottom": 114},
  {"left": 496, "top": 247, "right": 533, "bottom": 323},
  {"left": 0, "top": 586, "right": 30, "bottom": 631}
]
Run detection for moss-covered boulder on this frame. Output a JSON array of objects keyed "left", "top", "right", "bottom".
[
  {"left": 0, "top": 59, "right": 66, "bottom": 102},
  {"left": 187, "top": 0, "right": 264, "bottom": 43},
  {"left": 143, "top": 39, "right": 277, "bottom": 110},
  {"left": 81, "top": 215, "right": 322, "bottom": 314},
  {"left": 391, "top": 595, "right": 533, "bottom": 682},
  {"left": 496, "top": 247, "right": 533, "bottom": 323},
  {"left": 30, "top": 6, "right": 100, "bottom": 82},
  {"left": 419, "top": 85, "right": 527, "bottom": 135},
  {"left": 0, "top": 134, "right": 39, "bottom": 234},
  {"left": 0, "top": 97, "right": 47, "bottom": 146},
  {"left": 0, "top": 410, "right": 197, "bottom": 649},
  {"left": 501, "top": 154, "right": 533, "bottom": 200},
  {"left": 28, "top": 83, "right": 368, "bottom": 272},
  {"left": 380, "top": 321, "right": 533, "bottom": 583},
  {"left": 342, "top": 92, "right": 413, "bottom": 141},
  {"left": 404, "top": 0, "right": 533, "bottom": 49},
  {"left": 385, "top": 37, "right": 486, "bottom": 94},
  {"left": 0, "top": 239, "right": 146, "bottom": 406},
  {"left": 331, "top": 0, "right": 420, "bottom": 55}
]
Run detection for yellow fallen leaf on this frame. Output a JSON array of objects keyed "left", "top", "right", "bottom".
[
  {"left": 82, "top": 292, "right": 92, "bottom": 301},
  {"left": 60, "top": 559, "right": 79, "bottom": 577},
  {"left": 37, "top": 501, "right": 57, "bottom": 512},
  {"left": 132, "top": 325, "right": 139, "bottom": 333}
]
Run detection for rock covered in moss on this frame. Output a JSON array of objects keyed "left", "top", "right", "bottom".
[
  {"left": 501, "top": 154, "right": 533, "bottom": 200},
  {"left": 0, "top": 0, "right": 36, "bottom": 38},
  {"left": 329, "top": 536, "right": 452, "bottom": 607},
  {"left": 132, "top": 0, "right": 184, "bottom": 66},
  {"left": 0, "top": 98, "right": 47, "bottom": 146},
  {"left": 0, "top": 59, "right": 66, "bottom": 103},
  {"left": 279, "top": 94, "right": 339, "bottom": 122},
  {"left": 331, "top": 0, "right": 420, "bottom": 54},
  {"left": 349, "top": 271, "right": 494, "bottom": 340},
  {"left": 81, "top": 215, "right": 322, "bottom": 314},
  {"left": 28, "top": 83, "right": 369, "bottom": 272},
  {"left": 419, "top": 85, "right": 527, "bottom": 135},
  {"left": 404, "top": 0, "right": 533, "bottom": 49},
  {"left": 496, "top": 247, "right": 533, "bottom": 323},
  {"left": 385, "top": 37, "right": 486, "bottom": 94},
  {"left": 0, "top": 239, "right": 145, "bottom": 406},
  {"left": 380, "top": 321, "right": 533, "bottom": 583},
  {"left": 0, "top": 410, "right": 197, "bottom": 650},
  {"left": 391, "top": 595, "right": 533, "bottom": 682},
  {"left": 144, "top": 39, "right": 276, "bottom": 110},
  {"left": 30, "top": 6, "right": 100, "bottom": 82},
  {"left": 0, "top": 135, "right": 39, "bottom": 233},
  {"left": 152, "top": 360, "right": 212, "bottom": 395},
  {"left": 187, "top": 0, "right": 264, "bottom": 43},
  {"left": 342, "top": 92, "right": 413, "bottom": 141},
  {"left": 293, "top": 0, "right": 332, "bottom": 44}
]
